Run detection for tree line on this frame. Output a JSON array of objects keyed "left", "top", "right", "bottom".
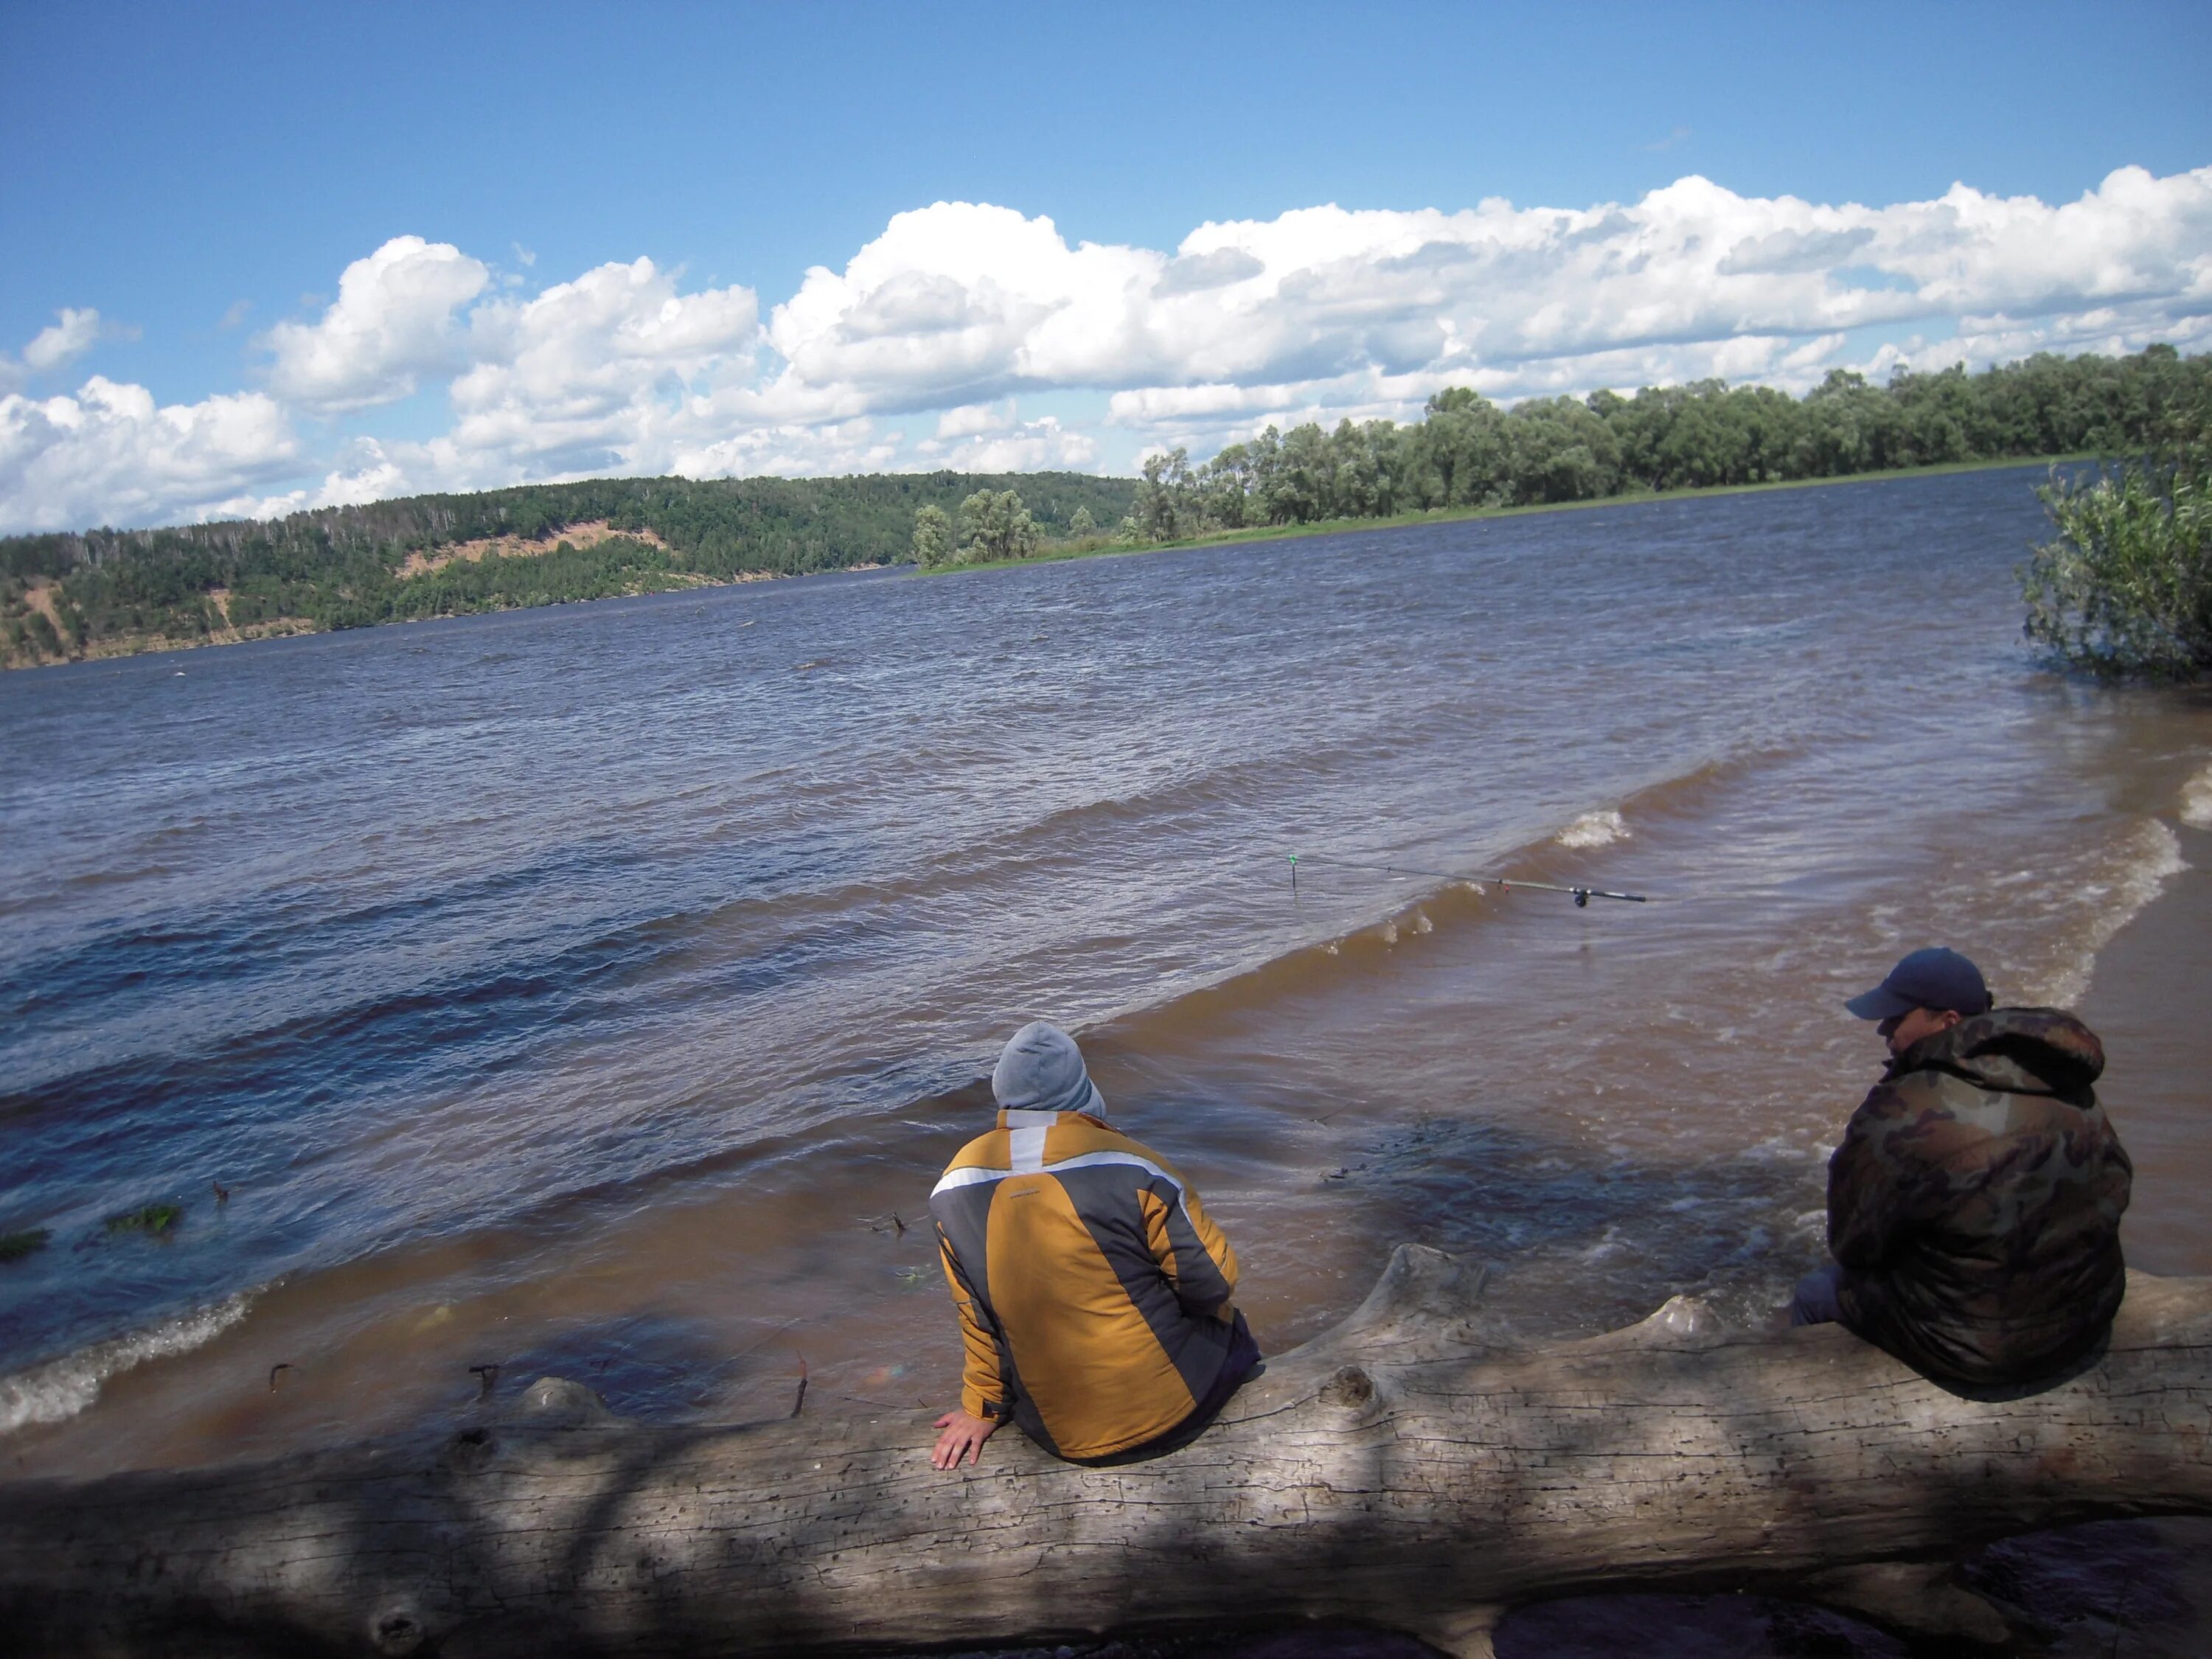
[{"left": 1116, "top": 345, "right": 2209, "bottom": 542}]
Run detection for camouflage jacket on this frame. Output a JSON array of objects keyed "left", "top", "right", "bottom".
[{"left": 1829, "top": 1007, "right": 2132, "bottom": 1388}]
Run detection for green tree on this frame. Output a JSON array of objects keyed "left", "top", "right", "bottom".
[
  {"left": 1135, "top": 449, "right": 1197, "bottom": 541},
  {"left": 1267, "top": 423, "right": 1336, "bottom": 523},
  {"left": 1195, "top": 442, "right": 1253, "bottom": 528},
  {"left": 1068, "top": 506, "right": 1096, "bottom": 537},
  {"left": 1416, "top": 394, "right": 1506, "bottom": 507},
  {"left": 911, "top": 504, "right": 953, "bottom": 568},
  {"left": 959, "top": 490, "right": 1040, "bottom": 563}
]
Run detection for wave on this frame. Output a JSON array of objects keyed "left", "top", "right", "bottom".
[
  {"left": 0, "top": 835, "right": 667, "bottom": 1020},
  {"left": 1101, "top": 755, "right": 1763, "bottom": 1043},
  {"left": 2031, "top": 819, "right": 2188, "bottom": 1008},
  {"left": 0, "top": 1290, "right": 258, "bottom": 1435},
  {"left": 2183, "top": 762, "right": 2212, "bottom": 830},
  {"left": 1555, "top": 810, "right": 1629, "bottom": 849},
  {"left": 954, "top": 738, "right": 1382, "bottom": 866}
]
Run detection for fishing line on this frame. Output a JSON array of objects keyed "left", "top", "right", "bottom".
[{"left": 1287, "top": 852, "right": 1649, "bottom": 906}]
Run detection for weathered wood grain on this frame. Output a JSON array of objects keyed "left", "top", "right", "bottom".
[{"left": 3, "top": 1248, "right": 2207, "bottom": 1658}]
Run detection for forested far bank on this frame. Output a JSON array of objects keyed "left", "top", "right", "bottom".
[
  {"left": 7, "top": 345, "right": 2207, "bottom": 669},
  {"left": 1114, "top": 344, "right": 2209, "bottom": 541},
  {"left": 0, "top": 472, "right": 1139, "bottom": 669},
  {"left": 907, "top": 345, "right": 2207, "bottom": 572}
]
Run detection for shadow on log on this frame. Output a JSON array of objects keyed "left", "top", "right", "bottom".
[{"left": 3, "top": 1248, "right": 2208, "bottom": 1658}]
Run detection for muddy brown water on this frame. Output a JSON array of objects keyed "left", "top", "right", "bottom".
[{"left": 2, "top": 468, "right": 2207, "bottom": 1649}]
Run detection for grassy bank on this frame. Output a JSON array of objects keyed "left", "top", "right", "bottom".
[{"left": 928, "top": 452, "right": 2086, "bottom": 577}]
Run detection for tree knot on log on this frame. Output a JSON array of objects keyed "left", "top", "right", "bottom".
[
  {"left": 440, "top": 1425, "right": 498, "bottom": 1473},
  {"left": 369, "top": 1598, "right": 430, "bottom": 1656},
  {"left": 1319, "top": 1364, "right": 1377, "bottom": 1410}
]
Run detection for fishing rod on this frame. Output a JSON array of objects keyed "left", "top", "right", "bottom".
[{"left": 1287, "top": 852, "right": 1649, "bottom": 907}]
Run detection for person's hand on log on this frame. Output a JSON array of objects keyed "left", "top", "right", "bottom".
[{"left": 931, "top": 1408, "right": 1000, "bottom": 1470}]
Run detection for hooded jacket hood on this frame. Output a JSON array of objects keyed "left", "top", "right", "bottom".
[
  {"left": 1891, "top": 1006, "right": 2104, "bottom": 1105},
  {"left": 991, "top": 1020, "right": 1107, "bottom": 1119}
]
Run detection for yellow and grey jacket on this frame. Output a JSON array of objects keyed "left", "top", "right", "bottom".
[{"left": 930, "top": 1107, "right": 1242, "bottom": 1461}]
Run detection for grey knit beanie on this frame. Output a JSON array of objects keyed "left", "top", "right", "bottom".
[{"left": 991, "top": 1021, "right": 1106, "bottom": 1117}]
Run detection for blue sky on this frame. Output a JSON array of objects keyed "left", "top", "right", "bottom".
[{"left": 3, "top": 0, "right": 2209, "bottom": 532}]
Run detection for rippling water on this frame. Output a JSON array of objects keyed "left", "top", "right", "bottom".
[{"left": 3, "top": 465, "right": 2208, "bottom": 1482}]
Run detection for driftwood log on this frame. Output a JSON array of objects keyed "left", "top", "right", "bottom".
[{"left": 4, "top": 1247, "right": 2209, "bottom": 1658}]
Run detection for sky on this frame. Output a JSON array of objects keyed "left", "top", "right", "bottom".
[{"left": 2, "top": 0, "right": 2209, "bottom": 534}]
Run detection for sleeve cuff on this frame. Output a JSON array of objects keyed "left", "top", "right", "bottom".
[{"left": 961, "top": 1386, "right": 1004, "bottom": 1420}]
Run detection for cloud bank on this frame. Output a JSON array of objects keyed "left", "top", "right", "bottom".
[{"left": 4, "top": 165, "right": 2208, "bottom": 532}]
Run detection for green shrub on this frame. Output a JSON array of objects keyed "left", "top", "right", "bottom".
[{"left": 2023, "top": 445, "right": 2211, "bottom": 680}]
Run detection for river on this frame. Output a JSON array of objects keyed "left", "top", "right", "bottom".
[{"left": 3, "top": 466, "right": 2208, "bottom": 1646}]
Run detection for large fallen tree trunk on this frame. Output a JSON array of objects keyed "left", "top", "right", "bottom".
[{"left": 4, "top": 1248, "right": 2210, "bottom": 1658}]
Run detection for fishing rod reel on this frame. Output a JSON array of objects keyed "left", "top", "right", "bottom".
[{"left": 1287, "top": 852, "right": 1647, "bottom": 906}]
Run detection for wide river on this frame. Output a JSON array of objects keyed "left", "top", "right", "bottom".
[{"left": 4, "top": 467, "right": 2209, "bottom": 1529}]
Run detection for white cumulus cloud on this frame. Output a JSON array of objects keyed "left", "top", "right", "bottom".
[
  {"left": 920, "top": 414, "right": 1099, "bottom": 473},
  {"left": 24, "top": 308, "right": 104, "bottom": 374},
  {"left": 766, "top": 202, "right": 1165, "bottom": 411},
  {"left": 672, "top": 417, "right": 905, "bottom": 481},
  {"left": 0, "top": 378, "right": 299, "bottom": 532},
  {"left": 262, "top": 236, "right": 492, "bottom": 412},
  {"left": 934, "top": 400, "right": 1017, "bottom": 439},
  {"left": 758, "top": 167, "right": 2212, "bottom": 457},
  {"left": 437, "top": 256, "right": 762, "bottom": 483},
  {"left": 6, "top": 165, "right": 2209, "bottom": 532},
  {"left": 2, "top": 307, "right": 110, "bottom": 392}
]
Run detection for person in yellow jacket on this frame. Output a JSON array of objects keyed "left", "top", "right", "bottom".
[{"left": 928, "top": 1020, "right": 1261, "bottom": 1469}]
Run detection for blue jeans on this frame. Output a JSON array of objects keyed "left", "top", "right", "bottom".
[{"left": 1790, "top": 1260, "right": 1846, "bottom": 1327}]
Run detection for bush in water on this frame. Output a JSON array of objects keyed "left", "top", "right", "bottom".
[{"left": 2024, "top": 438, "right": 2211, "bottom": 681}]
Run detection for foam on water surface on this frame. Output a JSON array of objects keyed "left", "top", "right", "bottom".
[
  {"left": 1555, "top": 810, "right": 1629, "bottom": 849},
  {"left": 0, "top": 1290, "right": 257, "bottom": 1434},
  {"left": 2182, "top": 761, "right": 2212, "bottom": 829},
  {"left": 2015, "top": 818, "right": 2187, "bottom": 1008}
]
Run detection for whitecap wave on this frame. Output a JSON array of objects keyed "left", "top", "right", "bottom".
[
  {"left": 0, "top": 1291, "right": 257, "bottom": 1435},
  {"left": 2181, "top": 762, "right": 2212, "bottom": 830},
  {"left": 1557, "top": 810, "right": 1629, "bottom": 849}
]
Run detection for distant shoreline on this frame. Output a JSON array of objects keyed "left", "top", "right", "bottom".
[
  {"left": 0, "top": 562, "right": 889, "bottom": 673},
  {"left": 2, "top": 456, "right": 2076, "bottom": 670},
  {"left": 927, "top": 452, "right": 2087, "bottom": 577}
]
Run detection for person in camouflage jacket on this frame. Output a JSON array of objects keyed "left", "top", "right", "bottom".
[{"left": 1794, "top": 947, "right": 2132, "bottom": 1389}]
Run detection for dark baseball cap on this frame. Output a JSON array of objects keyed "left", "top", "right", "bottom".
[{"left": 1846, "top": 947, "right": 1992, "bottom": 1020}]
